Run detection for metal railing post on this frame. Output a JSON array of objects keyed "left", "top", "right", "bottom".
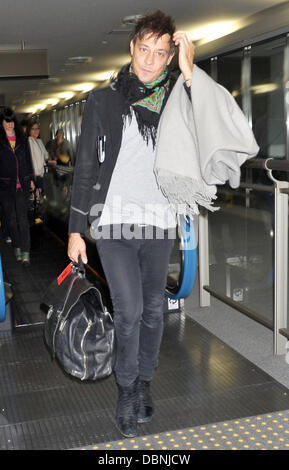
[
  {"left": 264, "top": 159, "right": 289, "bottom": 354},
  {"left": 285, "top": 34, "right": 289, "bottom": 161},
  {"left": 242, "top": 46, "right": 252, "bottom": 128},
  {"left": 274, "top": 181, "right": 289, "bottom": 354}
]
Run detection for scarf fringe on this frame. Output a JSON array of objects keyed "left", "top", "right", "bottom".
[
  {"left": 154, "top": 169, "right": 219, "bottom": 216},
  {"left": 121, "top": 105, "right": 158, "bottom": 147},
  {"left": 134, "top": 110, "right": 157, "bottom": 147}
]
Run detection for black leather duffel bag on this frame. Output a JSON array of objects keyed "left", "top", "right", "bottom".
[{"left": 43, "top": 260, "right": 114, "bottom": 381}]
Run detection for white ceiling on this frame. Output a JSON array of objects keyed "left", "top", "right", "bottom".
[{"left": 0, "top": 0, "right": 288, "bottom": 113}]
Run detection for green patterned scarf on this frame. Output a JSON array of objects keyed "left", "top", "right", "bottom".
[
  {"left": 114, "top": 64, "right": 172, "bottom": 147},
  {"left": 131, "top": 66, "right": 170, "bottom": 114}
]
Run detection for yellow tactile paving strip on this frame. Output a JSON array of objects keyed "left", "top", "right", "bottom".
[{"left": 80, "top": 410, "right": 289, "bottom": 450}]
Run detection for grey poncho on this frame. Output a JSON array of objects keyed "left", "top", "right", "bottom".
[{"left": 154, "top": 65, "right": 259, "bottom": 216}]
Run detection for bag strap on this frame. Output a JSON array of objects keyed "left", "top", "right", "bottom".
[
  {"left": 43, "top": 258, "right": 87, "bottom": 316},
  {"left": 59, "top": 257, "right": 86, "bottom": 312},
  {"left": 76, "top": 255, "right": 85, "bottom": 274},
  {"left": 55, "top": 258, "right": 86, "bottom": 314},
  {"left": 71, "top": 255, "right": 85, "bottom": 276}
]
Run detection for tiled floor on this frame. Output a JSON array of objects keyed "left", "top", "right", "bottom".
[{"left": 1, "top": 226, "right": 289, "bottom": 449}]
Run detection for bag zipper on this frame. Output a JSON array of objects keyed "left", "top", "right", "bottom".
[
  {"left": 81, "top": 317, "right": 92, "bottom": 380},
  {"left": 58, "top": 286, "right": 108, "bottom": 335},
  {"left": 61, "top": 286, "right": 107, "bottom": 327},
  {"left": 51, "top": 277, "right": 77, "bottom": 352}
]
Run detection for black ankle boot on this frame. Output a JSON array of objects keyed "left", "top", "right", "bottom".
[
  {"left": 137, "top": 380, "right": 154, "bottom": 424},
  {"left": 116, "top": 378, "right": 138, "bottom": 437}
]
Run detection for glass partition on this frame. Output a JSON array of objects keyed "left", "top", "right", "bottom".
[
  {"left": 197, "top": 58, "right": 211, "bottom": 75},
  {"left": 197, "top": 34, "right": 289, "bottom": 336},
  {"left": 251, "top": 37, "right": 286, "bottom": 159},
  {"left": 208, "top": 185, "right": 274, "bottom": 327},
  {"left": 49, "top": 99, "right": 87, "bottom": 163},
  {"left": 217, "top": 50, "right": 243, "bottom": 109}
]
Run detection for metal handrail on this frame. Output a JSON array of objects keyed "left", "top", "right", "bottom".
[
  {"left": 239, "top": 183, "right": 274, "bottom": 192},
  {"left": 244, "top": 157, "right": 289, "bottom": 172},
  {"left": 215, "top": 158, "right": 289, "bottom": 195},
  {"left": 217, "top": 183, "right": 273, "bottom": 195}
]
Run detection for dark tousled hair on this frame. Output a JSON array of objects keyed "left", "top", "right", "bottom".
[
  {"left": 130, "top": 10, "right": 176, "bottom": 55},
  {"left": 0, "top": 107, "right": 24, "bottom": 143}
]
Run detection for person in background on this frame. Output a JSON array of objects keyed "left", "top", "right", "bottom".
[
  {"left": 48, "top": 129, "right": 71, "bottom": 165},
  {"left": 0, "top": 108, "right": 34, "bottom": 266},
  {"left": 27, "top": 120, "right": 49, "bottom": 200}
]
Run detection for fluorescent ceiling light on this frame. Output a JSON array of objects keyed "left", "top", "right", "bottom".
[
  {"left": 35, "top": 103, "right": 47, "bottom": 110},
  {"left": 92, "top": 70, "right": 115, "bottom": 81},
  {"left": 72, "top": 82, "right": 96, "bottom": 92},
  {"left": 232, "top": 83, "right": 279, "bottom": 97},
  {"left": 45, "top": 98, "right": 59, "bottom": 106},
  {"left": 188, "top": 19, "right": 249, "bottom": 45},
  {"left": 26, "top": 107, "right": 38, "bottom": 114},
  {"left": 57, "top": 91, "right": 75, "bottom": 100},
  {"left": 251, "top": 83, "right": 279, "bottom": 94}
]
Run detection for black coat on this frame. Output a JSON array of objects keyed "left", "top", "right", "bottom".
[
  {"left": 0, "top": 136, "right": 34, "bottom": 193},
  {"left": 69, "top": 85, "right": 127, "bottom": 235},
  {"left": 68, "top": 74, "right": 187, "bottom": 235}
]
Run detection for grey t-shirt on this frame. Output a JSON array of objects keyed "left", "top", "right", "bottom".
[{"left": 98, "top": 112, "right": 176, "bottom": 229}]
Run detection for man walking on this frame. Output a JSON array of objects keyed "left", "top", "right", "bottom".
[{"left": 68, "top": 10, "right": 194, "bottom": 437}]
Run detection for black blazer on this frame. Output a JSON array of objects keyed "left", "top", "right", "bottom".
[
  {"left": 69, "top": 85, "right": 127, "bottom": 235},
  {"left": 68, "top": 73, "right": 187, "bottom": 235},
  {"left": 0, "top": 136, "right": 34, "bottom": 193}
]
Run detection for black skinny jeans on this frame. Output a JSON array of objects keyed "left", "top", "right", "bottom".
[
  {"left": 0, "top": 191, "right": 30, "bottom": 252},
  {"left": 96, "top": 226, "right": 174, "bottom": 387}
]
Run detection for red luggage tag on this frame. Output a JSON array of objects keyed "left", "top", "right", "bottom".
[{"left": 57, "top": 262, "right": 73, "bottom": 286}]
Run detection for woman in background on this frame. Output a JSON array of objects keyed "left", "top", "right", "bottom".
[
  {"left": 48, "top": 129, "right": 71, "bottom": 165},
  {"left": 27, "top": 120, "right": 49, "bottom": 200},
  {"left": 0, "top": 108, "right": 34, "bottom": 266}
]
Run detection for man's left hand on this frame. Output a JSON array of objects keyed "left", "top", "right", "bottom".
[{"left": 173, "top": 31, "right": 194, "bottom": 84}]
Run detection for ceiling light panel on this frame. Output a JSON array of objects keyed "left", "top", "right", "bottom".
[
  {"left": 72, "top": 82, "right": 96, "bottom": 92},
  {"left": 57, "top": 91, "right": 75, "bottom": 100}
]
